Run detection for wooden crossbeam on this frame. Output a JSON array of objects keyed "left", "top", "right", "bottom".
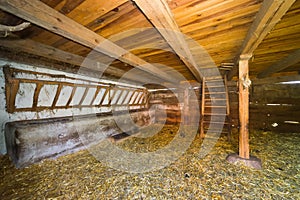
[
  {"left": 0, "top": 38, "right": 119, "bottom": 77},
  {"left": 133, "top": 0, "right": 202, "bottom": 82},
  {"left": 0, "top": 0, "right": 176, "bottom": 83},
  {"left": 228, "top": 0, "right": 296, "bottom": 80},
  {"left": 257, "top": 49, "right": 300, "bottom": 78},
  {"left": 0, "top": 38, "right": 160, "bottom": 84}
]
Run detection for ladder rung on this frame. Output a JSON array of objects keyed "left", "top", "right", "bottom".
[
  {"left": 203, "top": 121, "right": 230, "bottom": 124},
  {"left": 203, "top": 113, "right": 227, "bottom": 116},
  {"left": 205, "top": 99, "right": 226, "bottom": 101},
  {"left": 204, "top": 106, "right": 226, "bottom": 108},
  {"left": 205, "top": 91, "right": 226, "bottom": 94},
  {"left": 204, "top": 76, "right": 223, "bottom": 80},
  {"left": 205, "top": 85, "right": 224, "bottom": 88}
]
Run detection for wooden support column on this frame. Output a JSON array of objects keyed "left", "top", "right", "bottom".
[
  {"left": 238, "top": 54, "right": 251, "bottom": 159},
  {"left": 200, "top": 78, "right": 205, "bottom": 139},
  {"left": 183, "top": 87, "right": 190, "bottom": 125},
  {"left": 226, "top": 54, "right": 261, "bottom": 169}
]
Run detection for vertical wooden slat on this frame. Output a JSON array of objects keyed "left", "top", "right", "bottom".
[
  {"left": 121, "top": 90, "right": 131, "bottom": 105},
  {"left": 114, "top": 89, "right": 124, "bottom": 105},
  {"left": 78, "top": 87, "right": 89, "bottom": 106},
  {"left": 32, "top": 83, "right": 43, "bottom": 109},
  {"left": 51, "top": 84, "right": 62, "bottom": 108},
  {"left": 99, "top": 87, "right": 109, "bottom": 106},
  {"left": 135, "top": 91, "right": 144, "bottom": 105},
  {"left": 131, "top": 91, "right": 141, "bottom": 105},
  {"left": 144, "top": 92, "right": 151, "bottom": 108},
  {"left": 128, "top": 91, "right": 137, "bottom": 106},
  {"left": 238, "top": 54, "right": 251, "bottom": 159},
  {"left": 89, "top": 86, "right": 100, "bottom": 106},
  {"left": 108, "top": 89, "right": 117, "bottom": 106},
  {"left": 66, "top": 86, "right": 77, "bottom": 107},
  {"left": 3, "top": 66, "right": 19, "bottom": 113}
]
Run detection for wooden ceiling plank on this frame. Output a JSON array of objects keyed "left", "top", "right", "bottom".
[
  {"left": 257, "top": 49, "right": 300, "bottom": 78},
  {"left": 133, "top": 0, "right": 202, "bottom": 82},
  {"left": 228, "top": 0, "right": 296, "bottom": 80},
  {"left": 0, "top": 0, "right": 176, "bottom": 83}
]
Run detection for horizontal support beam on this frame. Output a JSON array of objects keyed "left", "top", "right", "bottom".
[{"left": 0, "top": 38, "right": 156, "bottom": 84}]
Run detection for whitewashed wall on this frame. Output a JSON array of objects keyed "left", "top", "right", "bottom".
[{"left": 0, "top": 59, "right": 145, "bottom": 154}]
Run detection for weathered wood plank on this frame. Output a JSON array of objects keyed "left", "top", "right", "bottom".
[{"left": 0, "top": 0, "right": 176, "bottom": 83}]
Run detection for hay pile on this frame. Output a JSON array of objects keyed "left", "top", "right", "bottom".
[{"left": 0, "top": 125, "right": 299, "bottom": 199}]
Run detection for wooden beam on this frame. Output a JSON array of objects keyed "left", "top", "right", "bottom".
[
  {"left": 257, "top": 49, "right": 300, "bottom": 78},
  {"left": 133, "top": 0, "right": 202, "bottom": 82},
  {"left": 0, "top": 38, "right": 159, "bottom": 84},
  {"left": 0, "top": 0, "right": 176, "bottom": 83},
  {"left": 228, "top": 0, "right": 296, "bottom": 80},
  {"left": 0, "top": 38, "right": 119, "bottom": 76},
  {"left": 238, "top": 54, "right": 251, "bottom": 159}
]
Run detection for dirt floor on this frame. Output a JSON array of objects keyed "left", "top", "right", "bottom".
[{"left": 0, "top": 125, "right": 299, "bottom": 199}]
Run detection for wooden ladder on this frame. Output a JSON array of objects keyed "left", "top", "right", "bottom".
[{"left": 200, "top": 75, "right": 231, "bottom": 140}]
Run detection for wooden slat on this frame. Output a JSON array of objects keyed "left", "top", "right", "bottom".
[
  {"left": 66, "top": 86, "right": 77, "bottom": 107},
  {"left": 51, "top": 83, "right": 62, "bottom": 108},
  {"left": 3, "top": 66, "right": 19, "bottom": 113},
  {"left": 228, "top": 0, "right": 296, "bottom": 80},
  {"left": 32, "top": 83, "right": 43, "bottom": 108},
  {"left": 133, "top": 0, "right": 202, "bottom": 82},
  {"left": 257, "top": 49, "right": 300, "bottom": 78},
  {"left": 108, "top": 89, "right": 117, "bottom": 106},
  {"left": 0, "top": 0, "right": 176, "bottom": 83},
  {"left": 78, "top": 87, "right": 89, "bottom": 106},
  {"left": 99, "top": 88, "right": 109, "bottom": 106},
  {"left": 89, "top": 86, "right": 101, "bottom": 106}
]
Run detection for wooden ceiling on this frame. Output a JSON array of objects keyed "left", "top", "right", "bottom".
[{"left": 0, "top": 0, "right": 299, "bottom": 86}]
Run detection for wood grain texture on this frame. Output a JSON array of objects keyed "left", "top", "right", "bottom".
[{"left": 0, "top": 0, "right": 176, "bottom": 83}]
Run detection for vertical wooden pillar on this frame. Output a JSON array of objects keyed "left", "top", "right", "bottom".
[
  {"left": 200, "top": 78, "right": 205, "bottom": 138},
  {"left": 183, "top": 87, "right": 190, "bottom": 125},
  {"left": 238, "top": 54, "right": 251, "bottom": 159}
]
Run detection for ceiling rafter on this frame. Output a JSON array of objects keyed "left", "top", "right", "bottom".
[
  {"left": 0, "top": 0, "right": 176, "bottom": 83},
  {"left": 133, "top": 0, "right": 202, "bottom": 82},
  {"left": 227, "top": 0, "right": 296, "bottom": 80},
  {"left": 257, "top": 48, "right": 300, "bottom": 78}
]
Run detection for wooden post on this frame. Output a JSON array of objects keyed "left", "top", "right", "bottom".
[
  {"left": 200, "top": 78, "right": 205, "bottom": 138},
  {"left": 238, "top": 54, "right": 252, "bottom": 159},
  {"left": 183, "top": 87, "right": 190, "bottom": 125}
]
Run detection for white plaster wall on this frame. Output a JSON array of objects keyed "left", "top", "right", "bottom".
[{"left": 0, "top": 60, "right": 145, "bottom": 154}]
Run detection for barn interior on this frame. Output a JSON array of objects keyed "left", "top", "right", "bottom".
[{"left": 0, "top": 0, "right": 299, "bottom": 199}]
